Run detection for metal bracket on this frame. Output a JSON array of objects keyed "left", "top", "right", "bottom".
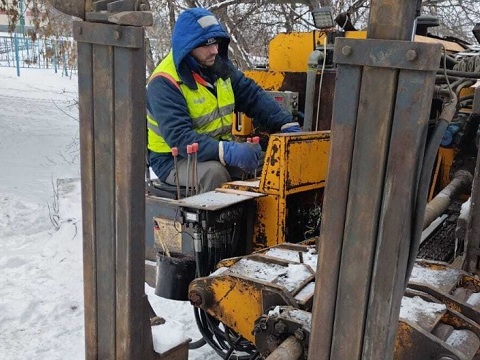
[
  {"left": 92, "top": 0, "right": 150, "bottom": 12},
  {"left": 334, "top": 37, "right": 442, "bottom": 71},
  {"left": 51, "top": 0, "right": 152, "bottom": 26},
  {"left": 73, "top": 21, "right": 144, "bottom": 48},
  {"left": 87, "top": 0, "right": 152, "bottom": 26}
]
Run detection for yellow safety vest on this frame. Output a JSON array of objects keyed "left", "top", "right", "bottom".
[{"left": 147, "top": 51, "right": 235, "bottom": 153}]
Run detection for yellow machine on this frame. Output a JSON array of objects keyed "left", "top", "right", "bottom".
[
  {"left": 189, "top": 245, "right": 480, "bottom": 359},
  {"left": 181, "top": 15, "right": 480, "bottom": 360},
  {"left": 149, "top": 131, "right": 330, "bottom": 273},
  {"left": 144, "top": 19, "right": 480, "bottom": 359},
  {"left": 221, "top": 132, "right": 330, "bottom": 250}
]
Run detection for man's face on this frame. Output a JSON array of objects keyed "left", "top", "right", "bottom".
[{"left": 190, "top": 43, "right": 219, "bottom": 67}]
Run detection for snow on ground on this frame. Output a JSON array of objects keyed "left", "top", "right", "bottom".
[{"left": 0, "top": 67, "right": 218, "bottom": 359}]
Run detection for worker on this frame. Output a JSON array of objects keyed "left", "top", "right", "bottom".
[{"left": 146, "top": 7, "right": 301, "bottom": 194}]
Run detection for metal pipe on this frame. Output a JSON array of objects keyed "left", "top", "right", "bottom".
[
  {"left": 171, "top": 147, "right": 181, "bottom": 199},
  {"left": 304, "top": 50, "right": 323, "bottom": 132},
  {"left": 265, "top": 336, "right": 303, "bottom": 360},
  {"left": 186, "top": 144, "right": 193, "bottom": 197},
  {"left": 423, "top": 170, "right": 473, "bottom": 229},
  {"left": 192, "top": 142, "right": 199, "bottom": 195}
]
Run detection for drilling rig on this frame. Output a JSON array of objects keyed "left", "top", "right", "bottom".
[{"left": 51, "top": 0, "right": 480, "bottom": 359}]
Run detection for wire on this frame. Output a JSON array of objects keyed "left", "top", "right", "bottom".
[{"left": 442, "top": 46, "right": 453, "bottom": 94}]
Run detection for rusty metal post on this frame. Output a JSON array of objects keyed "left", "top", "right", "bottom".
[
  {"left": 73, "top": 13, "right": 152, "bottom": 360},
  {"left": 309, "top": 1, "right": 441, "bottom": 359},
  {"left": 463, "top": 143, "right": 480, "bottom": 273}
]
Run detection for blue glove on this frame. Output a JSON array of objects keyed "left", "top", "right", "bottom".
[
  {"left": 220, "top": 141, "right": 261, "bottom": 173},
  {"left": 292, "top": 110, "right": 304, "bottom": 123},
  {"left": 281, "top": 122, "right": 302, "bottom": 133}
]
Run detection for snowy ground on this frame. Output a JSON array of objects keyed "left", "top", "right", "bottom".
[{"left": 0, "top": 67, "right": 218, "bottom": 359}]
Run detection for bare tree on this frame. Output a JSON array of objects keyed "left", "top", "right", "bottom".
[
  {"left": 3, "top": 0, "right": 479, "bottom": 73},
  {"left": 422, "top": 0, "right": 480, "bottom": 43}
]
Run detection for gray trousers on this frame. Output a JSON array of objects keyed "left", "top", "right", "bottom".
[
  {"left": 164, "top": 153, "right": 264, "bottom": 194},
  {"left": 164, "top": 160, "right": 240, "bottom": 194}
]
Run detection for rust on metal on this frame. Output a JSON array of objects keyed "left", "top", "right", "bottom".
[
  {"left": 308, "top": 1, "right": 440, "bottom": 359},
  {"left": 78, "top": 30, "right": 97, "bottom": 360},
  {"left": 73, "top": 21, "right": 144, "bottom": 48},
  {"left": 77, "top": 19, "right": 152, "bottom": 359},
  {"left": 108, "top": 11, "right": 153, "bottom": 26},
  {"left": 464, "top": 144, "right": 480, "bottom": 273},
  {"left": 309, "top": 64, "right": 362, "bottom": 360},
  {"left": 334, "top": 38, "right": 442, "bottom": 71},
  {"left": 50, "top": 0, "right": 91, "bottom": 19}
]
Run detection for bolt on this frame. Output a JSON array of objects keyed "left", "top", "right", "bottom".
[
  {"left": 114, "top": 31, "right": 121, "bottom": 40},
  {"left": 274, "top": 321, "right": 287, "bottom": 334},
  {"left": 406, "top": 49, "right": 417, "bottom": 61},
  {"left": 294, "top": 328, "right": 305, "bottom": 341},
  {"left": 342, "top": 45, "right": 352, "bottom": 56},
  {"left": 188, "top": 290, "right": 203, "bottom": 306}
]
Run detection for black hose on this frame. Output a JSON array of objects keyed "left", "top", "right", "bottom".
[
  {"left": 194, "top": 307, "right": 225, "bottom": 356},
  {"left": 224, "top": 336, "right": 242, "bottom": 359},
  {"left": 440, "top": 53, "right": 459, "bottom": 68},
  {"left": 436, "top": 69, "right": 480, "bottom": 79},
  {"left": 405, "top": 117, "right": 450, "bottom": 286},
  {"left": 189, "top": 336, "right": 207, "bottom": 350},
  {"left": 436, "top": 75, "right": 462, "bottom": 84},
  {"left": 404, "top": 86, "right": 458, "bottom": 286},
  {"left": 193, "top": 307, "right": 256, "bottom": 359}
]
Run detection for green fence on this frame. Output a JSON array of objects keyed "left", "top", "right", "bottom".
[{"left": 0, "top": 33, "right": 77, "bottom": 76}]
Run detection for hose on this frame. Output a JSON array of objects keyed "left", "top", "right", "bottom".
[
  {"left": 436, "top": 69, "right": 480, "bottom": 79},
  {"left": 193, "top": 307, "right": 256, "bottom": 359},
  {"left": 441, "top": 53, "right": 459, "bottom": 67},
  {"left": 454, "top": 80, "right": 476, "bottom": 98},
  {"left": 188, "top": 336, "right": 207, "bottom": 350},
  {"left": 405, "top": 89, "right": 458, "bottom": 286}
]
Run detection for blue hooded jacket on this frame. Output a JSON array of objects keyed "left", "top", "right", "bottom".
[{"left": 147, "top": 7, "right": 293, "bottom": 181}]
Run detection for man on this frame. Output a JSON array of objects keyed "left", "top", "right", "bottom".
[{"left": 146, "top": 7, "right": 301, "bottom": 194}]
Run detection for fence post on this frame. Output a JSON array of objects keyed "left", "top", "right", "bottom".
[
  {"left": 54, "top": 41, "right": 58, "bottom": 74},
  {"left": 13, "top": 32, "right": 20, "bottom": 76}
]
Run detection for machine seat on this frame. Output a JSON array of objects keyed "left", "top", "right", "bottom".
[{"left": 146, "top": 178, "right": 187, "bottom": 199}]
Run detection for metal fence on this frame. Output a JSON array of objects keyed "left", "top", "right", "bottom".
[{"left": 0, "top": 33, "right": 77, "bottom": 76}]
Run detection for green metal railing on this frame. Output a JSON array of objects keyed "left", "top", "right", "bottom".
[{"left": 0, "top": 33, "right": 77, "bottom": 76}]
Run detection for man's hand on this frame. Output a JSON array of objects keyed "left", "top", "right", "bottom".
[{"left": 220, "top": 141, "right": 261, "bottom": 173}]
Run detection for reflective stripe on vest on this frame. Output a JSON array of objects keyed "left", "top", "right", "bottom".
[{"left": 147, "top": 51, "right": 234, "bottom": 153}]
